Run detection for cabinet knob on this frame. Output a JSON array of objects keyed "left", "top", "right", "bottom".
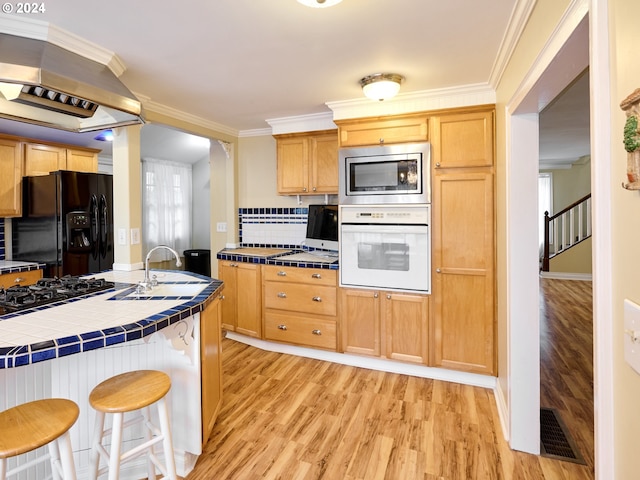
[
  {"left": 278, "top": 324, "right": 288, "bottom": 331},
  {"left": 312, "top": 329, "right": 322, "bottom": 336},
  {"left": 312, "top": 186, "right": 317, "bottom": 191},
  {"left": 435, "top": 162, "right": 441, "bottom": 168},
  {"left": 386, "top": 294, "right": 392, "bottom": 300},
  {"left": 312, "top": 296, "right": 322, "bottom": 302},
  {"left": 277, "top": 292, "right": 287, "bottom": 298},
  {"left": 436, "top": 268, "right": 441, "bottom": 273},
  {"left": 229, "top": 263, "right": 238, "bottom": 267},
  {"left": 303, "top": 187, "right": 307, "bottom": 192},
  {"left": 311, "top": 273, "right": 322, "bottom": 279},
  {"left": 374, "top": 292, "right": 379, "bottom": 298},
  {"left": 379, "top": 138, "right": 384, "bottom": 144},
  {"left": 14, "top": 277, "right": 24, "bottom": 283},
  {"left": 219, "top": 294, "right": 225, "bottom": 300},
  {"left": 277, "top": 271, "right": 287, "bottom": 276}
]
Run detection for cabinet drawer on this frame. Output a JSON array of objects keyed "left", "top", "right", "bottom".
[
  {"left": 265, "top": 312, "right": 337, "bottom": 350},
  {"left": 0, "top": 269, "right": 42, "bottom": 288},
  {"left": 263, "top": 265, "right": 336, "bottom": 285},
  {"left": 264, "top": 282, "right": 336, "bottom": 316}
]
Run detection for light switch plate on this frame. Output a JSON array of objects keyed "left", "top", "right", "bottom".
[
  {"left": 130, "top": 228, "right": 140, "bottom": 245},
  {"left": 624, "top": 299, "right": 640, "bottom": 375},
  {"left": 216, "top": 222, "right": 227, "bottom": 232},
  {"left": 118, "top": 228, "right": 127, "bottom": 246}
]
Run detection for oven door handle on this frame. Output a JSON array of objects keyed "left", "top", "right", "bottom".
[{"left": 340, "top": 224, "right": 428, "bottom": 235}]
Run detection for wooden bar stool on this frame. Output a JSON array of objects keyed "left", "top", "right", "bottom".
[
  {"left": 0, "top": 398, "right": 79, "bottom": 480},
  {"left": 88, "top": 370, "right": 177, "bottom": 480}
]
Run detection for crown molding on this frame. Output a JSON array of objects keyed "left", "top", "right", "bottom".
[
  {"left": 327, "top": 83, "right": 496, "bottom": 121},
  {"left": 266, "top": 111, "right": 336, "bottom": 135}
]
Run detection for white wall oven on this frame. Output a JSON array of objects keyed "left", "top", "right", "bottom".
[
  {"left": 339, "top": 205, "right": 431, "bottom": 294},
  {"left": 339, "top": 142, "right": 430, "bottom": 205}
]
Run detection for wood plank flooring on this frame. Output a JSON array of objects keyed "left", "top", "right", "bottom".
[{"left": 185, "top": 278, "right": 594, "bottom": 480}]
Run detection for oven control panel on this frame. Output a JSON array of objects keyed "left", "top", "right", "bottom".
[{"left": 340, "top": 205, "right": 430, "bottom": 225}]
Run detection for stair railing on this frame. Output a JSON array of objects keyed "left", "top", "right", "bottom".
[{"left": 542, "top": 193, "right": 592, "bottom": 271}]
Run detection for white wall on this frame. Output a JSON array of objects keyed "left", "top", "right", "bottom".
[{"left": 191, "top": 154, "right": 211, "bottom": 249}]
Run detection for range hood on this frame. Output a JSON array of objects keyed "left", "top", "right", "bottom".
[{"left": 0, "top": 33, "right": 144, "bottom": 132}]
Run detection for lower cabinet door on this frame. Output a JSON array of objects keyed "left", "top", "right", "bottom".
[{"left": 264, "top": 311, "right": 337, "bottom": 350}]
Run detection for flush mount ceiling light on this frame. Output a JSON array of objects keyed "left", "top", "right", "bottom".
[
  {"left": 297, "top": 0, "right": 343, "bottom": 8},
  {"left": 360, "top": 73, "right": 405, "bottom": 101}
]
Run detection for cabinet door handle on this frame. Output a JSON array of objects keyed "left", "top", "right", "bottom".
[
  {"left": 374, "top": 292, "right": 379, "bottom": 298},
  {"left": 278, "top": 324, "right": 288, "bottom": 331},
  {"left": 13, "top": 277, "right": 25, "bottom": 283},
  {"left": 311, "top": 273, "right": 322, "bottom": 279},
  {"left": 277, "top": 271, "right": 287, "bottom": 276},
  {"left": 312, "top": 296, "right": 322, "bottom": 302},
  {"left": 379, "top": 138, "right": 384, "bottom": 144},
  {"left": 229, "top": 263, "right": 238, "bottom": 267},
  {"left": 219, "top": 294, "right": 225, "bottom": 300},
  {"left": 436, "top": 268, "right": 441, "bottom": 273},
  {"left": 277, "top": 292, "right": 287, "bottom": 298},
  {"left": 386, "top": 294, "right": 392, "bottom": 300},
  {"left": 435, "top": 162, "right": 441, "bottom": 168},
  {"left": 303, "top": 187, "right": 307, "bottom": 192},
  {"left": 312, "top": 186, "right": 317, "bottom": 191},
  {"left": 312, "top": 329, "right": 322, "bottom": 335}
]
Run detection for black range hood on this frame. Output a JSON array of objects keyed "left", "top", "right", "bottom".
[{"left": 0, "top": 33, "right": 144, "bottom": 132}]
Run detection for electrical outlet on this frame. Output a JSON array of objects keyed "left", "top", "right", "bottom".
[
  {"left": 130, "top": 228, "right": 140, "bottom": 245},
  {"left": 624, "top": 299, "right": 640, "bottom": 375},
  {"left": 118, "top": 228, "right": 127, "bottom": 245},
  {"left": 216, "top": 222, "right": 227, "bottom": 232}
]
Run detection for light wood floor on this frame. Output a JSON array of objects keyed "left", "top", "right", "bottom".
[{"left": 185, "top": 278, "right": 594, "bottom": 480}]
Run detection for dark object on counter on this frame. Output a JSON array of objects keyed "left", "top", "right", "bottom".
[
  {"left": 183, "top": 249, "right": 211, "bottom": 277},
  {"left": 0, "top": 275, "right": 115, "bottom": 314},
  {"left": 12, "top": 171, "right": 114, "bottom": 277}
]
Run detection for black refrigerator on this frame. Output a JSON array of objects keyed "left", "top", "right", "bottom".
[{"left": 12, "top": 171, "right": 114, "bottom": 278}]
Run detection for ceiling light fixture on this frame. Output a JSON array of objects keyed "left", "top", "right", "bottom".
[
  {"left": 297, "top": 0, "right": 343, "bottom": 8},
  {"left": 360, "top": 73, "right": 405, "bottom": 101}
]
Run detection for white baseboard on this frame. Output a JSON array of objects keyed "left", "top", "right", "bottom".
[
  {"left": 225, "top": 331, "right": 497, "bottom": 389},
  {"left": 539, "top": 271, "right": 592, "bottom": 281}
]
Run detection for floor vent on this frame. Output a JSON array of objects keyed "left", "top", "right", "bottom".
[{"left": 540, "top": 407, "right": 586, "bottom": 464}]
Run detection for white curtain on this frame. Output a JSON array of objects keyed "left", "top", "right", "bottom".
[
  {"left": 142, "top": 159, "right": 192, "bottom": 262},
  {"left": 538, "top": 172, "right": 552, "bottom": 257}
]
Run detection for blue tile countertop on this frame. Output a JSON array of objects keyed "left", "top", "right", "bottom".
[
  {"left": 0, "top": 261, "right": 45, "bottom": 275},
  {"left": 0, "top": 269, "right": 222, "bottom": 369},
  {"left": 217, "top": 246, "right": 339, "bottom": 270}
]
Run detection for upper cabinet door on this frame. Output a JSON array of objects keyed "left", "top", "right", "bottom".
[
  {"left": 309, "top": 132, "right": 338, "bottom": 194},
  {"left": 0, "top": 138, "right": 23, "bottom": 217},
  {"left": 66, "top": 149, "right": 98, "bottom": 173},
  {"left": 336, "top": 114, "right": 428, "bottom": 147},
  {"left": 431, "top": 110, "right": 494, "bottom": 169},
  {"left": 24, "top": 143, "right": 67, "bottom": 176}
]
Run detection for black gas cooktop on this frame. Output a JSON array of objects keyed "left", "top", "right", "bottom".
[{"left": 0, "top": 276, "right": 115, "bottom": 314}]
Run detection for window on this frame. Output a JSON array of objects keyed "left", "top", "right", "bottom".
[
  {"left": 538, "top": 172, "right": 553, "bottom": 256},
  {"left": 142, "top": 159, "right": 192, "bottom": 261}
]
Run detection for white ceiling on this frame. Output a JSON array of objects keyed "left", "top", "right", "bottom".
[{"left": 0, "top": 0, "right": 590, "bottom": 167}]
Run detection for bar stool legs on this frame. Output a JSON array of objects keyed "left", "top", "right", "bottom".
[
  {"left": 88, "top": 370, "right": 177, "bottom": 480},
  {"left": 0, "top": 398, "right": 79, "bottom": 480}
]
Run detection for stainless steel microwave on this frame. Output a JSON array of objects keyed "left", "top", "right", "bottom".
[{"left": 338, "top": 142, "right": 431, "bottom": 204}]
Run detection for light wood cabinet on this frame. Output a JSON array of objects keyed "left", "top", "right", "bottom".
[
  {"left": 66, "top": 148, "right": 98, "bottom": 172},
  {"left": 274, "top": 130, "right": 338, "bottom": 195},
  {"left": 263, "top": 265, "right": 338, "bottom": 350},
  {"left": 23, "top": 143, "right": 67, "bottom": 176},
  {"left": 217, "top": 261, "right": 262, "bottom": 338},
  {"left": 0, "top": 269, "right": 42, "bottom": 288},
  {"left": 200, "top": 294, "right": 222, "bottom": 446},
  {"left": 340, "top": 288, "right": 429, "bottom": 364},
  {"left": 0, "top": 138, "right": 23, "bottom": 217},
  {"left": 430, "top": 108, "right": 496, "bottom": 375},
  {"left": 335, "top": 113, "right": 428, "bottom": 147},
  {"left": 23, "top": 143, "right": 99, "bottom": 176}
]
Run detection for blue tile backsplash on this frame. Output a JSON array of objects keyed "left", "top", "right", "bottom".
[{"left": 238, "top": 207, "right": 307, "bottom": 248}]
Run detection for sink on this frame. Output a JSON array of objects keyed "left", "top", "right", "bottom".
[{"left": 128, "top": 283, "right": 207, "bottom": 298}]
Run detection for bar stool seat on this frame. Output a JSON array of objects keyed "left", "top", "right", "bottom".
[
  {"left": 0, "top": 398, "right": 79, "bottom": 480},
  {"left": 89, "top": 370, "right": 177, "bottom": 480}
]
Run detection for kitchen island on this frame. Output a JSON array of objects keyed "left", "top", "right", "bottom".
[{"left": 0, "top": 269, "right": 223, "bottom": 480}]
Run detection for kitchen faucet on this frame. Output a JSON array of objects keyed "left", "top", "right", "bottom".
[{"left": 138, "top": 245, "right": 183, "bottom": 293}]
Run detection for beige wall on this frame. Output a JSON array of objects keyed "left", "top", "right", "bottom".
[{"left": 610, "top": 0, "right": 640, "bottom": 476}]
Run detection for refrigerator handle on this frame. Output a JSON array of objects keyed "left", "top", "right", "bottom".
[
  {"left": 90, "top": 194, "right": 99, "bottom": 259},
  {"left": 99, "top": 194, "right": 108, "bottom": 258}
]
